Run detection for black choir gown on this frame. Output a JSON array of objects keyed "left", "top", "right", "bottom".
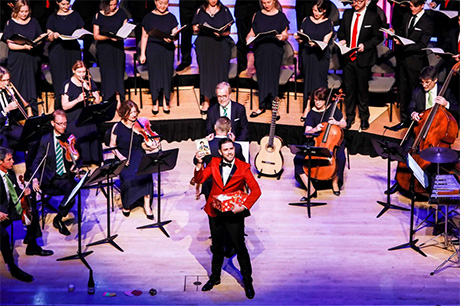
[
  {"left": 61, "top": 78, "right": 102, "bottom": 164},
  {"left": 93, "top": 9, "right": 127, "bottom": 100},
  {"left": 46, "top": 11, "right": 84, "bottom": 109},
  {"left": 192, "top": 5, "right": 234, "bottom": 100},
  {"left": 2, "top": 18, "right": 42, "bottom": 108},
  {"left": 142, "top": 11, "right": 178, "bottom": 106},
  {"left": 251, "top": 11, "right": 289, "bottom": 110},
  {"left": 113, "top": 122, "right": 154, "bottom": 210},
  {"left": 294, "top": 106, "right": 346, "bottom": 189},
  {"left": 299, "top": 17, "right": 332, "bottom": 102}
]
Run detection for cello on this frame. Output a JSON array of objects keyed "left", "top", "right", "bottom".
[
  {"left": 304, "top": 90, "right": 345, "bottom": 181},
  {"left": 395, "top": 62, "right": 460, "bottom": 195}
]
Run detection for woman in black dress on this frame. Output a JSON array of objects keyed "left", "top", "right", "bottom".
[
  {"left": 295, "top": 0, "right": 333, "bottom": 122},
  {"left": 61, "top": 60, "right": 102, "bottom": 165},
  {"left": 93, "top": 0, "right": 127, "bottom": 102},
  {"left": 246, "top": 0, "right": 289, "bottom": 119},
  {"left": 139, "top": 0, "right": 179, "bottom": 115},
  {"left": 46, "top": 0, "right": 84, "bottom": 109},
  {"left": 192, "top": 0, "right": 234, "bottom": 114},
  {"left": 3, "top": 0, "right": 47, "bottom": 115},
  {"left": 294, "top": 87, "right": 346, "bottom": 200},
  {"left": 110, "top": 100, "right": 159, "bottom": 218}
]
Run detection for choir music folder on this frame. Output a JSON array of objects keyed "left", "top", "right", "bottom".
[
  {"left": 246, "top": 30, "right": 278, "bottom": 45},
  {"left": 147, "top": 24, "right": 187, "bottom": 41},
  {"left": 59, "top": 29, "right": 93, "bottom": 40},
  {"left": 296, "top": 31, "right": 328, "bottom": 50},
  {"left": 100, "top": 23, "right": 137, "bottom": 40},
  {"left": 8, "top": 33, "right": 49, "bottom": 47},
  {"left": 198, "top": 21, "right": 233, "bottom": 35}
]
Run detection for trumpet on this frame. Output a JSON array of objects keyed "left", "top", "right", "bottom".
[
  {"left": 6, "top": 82, "right": 30, "bottom": 121},
  {"left": 80, "top": 71, "right": 96, "bottom": 105}
]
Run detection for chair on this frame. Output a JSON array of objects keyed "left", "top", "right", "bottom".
[
  {"left": 38, "top": 190, "right": 62, "bottom": 230},
  {"left": 0, "top": 40, "right": 8, "bottom": 66},
  {"left": 250, "top": 41, "right": 297, "bottom": 113}
]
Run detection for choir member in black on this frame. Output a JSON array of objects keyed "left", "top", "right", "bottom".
[
  {"left": 139, "top": 0, "right": 179, "bottom": 115},
  {"left": 192, "top": 0, "right": 234, "bottom": 114},
  {"left": 93, "top": 0, "right": 127, "bottom": 102},
  {"left": 0, "top": 147, "right": 53, "bottom": 282},
  {"left": 61, "top": 60, "right": 102, "bottom": 165},
  {"left": 176, "top": 0, "right": 204, "bottom": 71},
  {"left": 247, "top": 0, "right": 289, "bottom": 119},
  {"left": 0, "top": 67, "right": 38, "bottom": 180},
  {"left": 109, "top": 100, "right": 160, "bottom": 219},
  {"left": 390, "top": 0, "right": 433, "bottom": 130},
  {"left": 295, "top": 0, "right": 333, "bottom": 122},
  {"left": 32, "top": 110, "right": 80, "bottom": 236},
  {"left": 46, "top": 0, "right": 84, "bottom": 110},
  {"left": 3, "top": 0, "right": 47, "bottom": 115},
  {"left": 234, "top": 0, "right": 260, "bottom": 73},
  {"left": 294, "top": 87, "right": 346, "bottom": 200}
]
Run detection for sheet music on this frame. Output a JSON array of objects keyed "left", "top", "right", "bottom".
[{"left": 406, "top": 153, "right": 428, "bottom": 189}]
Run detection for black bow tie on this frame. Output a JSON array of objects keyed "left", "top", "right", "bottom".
[{"left": 221, "top": 162, "right": 232, "bottom": 168}]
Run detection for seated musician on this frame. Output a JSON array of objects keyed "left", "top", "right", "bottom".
[
  {"left": 1, "top": 146, "right": 53, "bottom": 282},
  {"left": 294, "top": 87, "right": 346, "bottom": 200},
  {"left": 0, "top": 67, "right": 38, "bottom": 179},
  {"left": 387, "top": 66, "right": 459, "bottom": 194},
  {"left": 31, "top": 110, "right": 80, "bottom": 236}
]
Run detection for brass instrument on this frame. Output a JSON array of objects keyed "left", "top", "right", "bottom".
[
  {"left": 81, "top": 70, "right": 96, "bottom": 105},
  {"left": 6, "top": 82, "right": 30, "bottom": 123}
]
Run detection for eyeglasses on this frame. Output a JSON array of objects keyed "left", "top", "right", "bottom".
[
  {"left": 217, "top": 95, "right": 229, "bottom": 100},
  {"left": 352, "top": 0, "right": 365, "bottom": 3},
  {"left": 420, "top": 79, "right": 434, "bottom": 86},
  {"left": 54, "top": 121, "right": 67, "bottom": 126}
]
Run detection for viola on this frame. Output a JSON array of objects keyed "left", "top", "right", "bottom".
[
  {"left": 18, "top": 175, "right": 33, "bottom": 226},
  {"left": 58, "top": 134, "right": 80, "bottom": 168},
  {"left": 304, "top": 91, "right": 345, "bottom": 181},
  {"left": 133, "top": 117, "right": 160, "bottom": 148}
]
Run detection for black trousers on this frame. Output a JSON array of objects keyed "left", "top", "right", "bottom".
[
  {"left": 342, "top": 60, "right": 372, "bottom": 122},
  {"left": 397, "top": 61, "right": 421, "bottom": 123},
  {"left": 42, "top": 174, "right": 77, "bottom": 217},
  {"left": 208, "top": 213, "right": 252, "bottom": 285}
]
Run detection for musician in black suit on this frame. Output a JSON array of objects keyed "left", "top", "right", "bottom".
[
  {"left": 206, "top": 82, "right": 249, "bottom": 141},
  {"left": 31, "top": 110, "right": 79, "bottom": 236},
  {"left": 1, "top": 147, "right": 53, "bottom": 282},
  {"left": 391, "top": 0, "right": 433, "bottom": 129},
  {"left": 337, "top": 0, "right": 383, "bottom": 130}
]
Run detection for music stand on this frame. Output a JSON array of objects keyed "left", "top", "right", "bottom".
[
  {"left": 19, "top": 114, "right": 52, "bottom": 145},
  {"left": 56, "top": 172, "right": 93, "bottom": 269},
  {"left": 85, "top": 160, "right": 127, "bottom": 252},
  {"left": 388, "top": 154, "right": 428, "bottom": 257},
  {"left": 136, "top": 148, "right": 179, "bottom": 237},
  {"left": 288, "top": 144, "right": 331, "bottom": 218},
  {"left": 371, "top": 138, "right": 410, "bottom": 218},
  {"left": 76, "top": 100, "right": 117, "bottom": 127}
]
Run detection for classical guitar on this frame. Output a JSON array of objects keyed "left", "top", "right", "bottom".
[{"left": 254, "top": 98, "right": 284, "bottom": 178}]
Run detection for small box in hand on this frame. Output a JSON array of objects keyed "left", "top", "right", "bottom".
[{"left": 212, "top": 190, "right": 248, "bottom": 212}]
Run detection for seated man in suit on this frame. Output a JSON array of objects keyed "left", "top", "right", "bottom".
[
  {"left": 31, "top": 110, "right": 80, "bottom": 236},
  {"left": 194, "top": 138, "right": 261, "bottom": 299},
  {"left": 206, "top": 82, "right": 249, "bottom": 141},
  {"left": 0, "top": 146, "right": 53, "bottom": 282}
]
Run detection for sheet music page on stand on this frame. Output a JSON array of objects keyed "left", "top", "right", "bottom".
[{"left": 406, "top": 153, "right": 428, "bottom": 189}]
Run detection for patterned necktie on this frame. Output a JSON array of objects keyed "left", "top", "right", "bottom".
[
  {"left": 5, "top": 173, "right": 22, "bottom": 214},
  {"left": 56, "top": 139, "right": 64, "bottom": 176},
  {"left": 350, "top": 13, "right": 360, "bottom": 61},
  {"left": 222, "top": 106, "right": 228, "bottom": 117},
  {"left": 427, "top": 91, "right": 433, "bottom": 109}
]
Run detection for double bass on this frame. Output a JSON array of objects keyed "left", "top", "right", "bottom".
[
  {"left": 395, "top": 62, "right": 460, "bottom": 195},
  {"left": 304, "top": 90, "right": 345, "bottom": 181}
]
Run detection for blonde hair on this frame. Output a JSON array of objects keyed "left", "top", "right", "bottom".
[{"left": 12, "top": 0, "right": 30, "bottom": 19}]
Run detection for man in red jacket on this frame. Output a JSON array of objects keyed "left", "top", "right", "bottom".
[{"left": 194, "top": 138, "right": 261, "bottom": 299}]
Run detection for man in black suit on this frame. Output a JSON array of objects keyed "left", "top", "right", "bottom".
[
  {"left": 337, "top": 0, "right": 383, "bottom": 130},
  {"left": 31, "top": 110, "right": 79, "bottom": 236},
  {"left": 1, "top": 147, "right": 53, "bottom": 282},
  {"left": 206, "top": 82, "right": 249, "bottom": 141},
  {"left": 391, "top": 0, "right": 433, "bottom": 129}
]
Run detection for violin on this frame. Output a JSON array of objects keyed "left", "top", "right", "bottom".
[
  {"left": 18, "top": 175, "right": 33, "bottom": 226},
  {"left": 304, "top": 90, "right": 345, "bottom": 181},
  {"left": 58, "top": 134, "right": 80, "bottom": 169},
  {"left": 133, "top": 117, "right": 160, "bottom": 149}
]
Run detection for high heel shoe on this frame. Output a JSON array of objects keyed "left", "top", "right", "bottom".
[
  {"left": 249, "top": 109, "right": 266, "bottom": 118},
  {"left": 300, "top": 191, "right": 317, "bottom": 202},
  {"left": 152, "top": 107, "right": 159, "bottom": 115},
  {"left": 122, "top": 209, "right": 130, "bottom": 217},
  {"left": 144, "top": 204, "right": 154, "bottom": 220},
  {"left": 332, "top": 189, "right": 341, "bottom": 196}
]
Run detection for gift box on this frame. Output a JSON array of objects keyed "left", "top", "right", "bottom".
[{"left": 212, "top": 190, "right": 248, "bottom": 212}]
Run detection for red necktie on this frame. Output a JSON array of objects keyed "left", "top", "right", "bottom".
[
  {"left": 46, "top": 0, "right": 50, "bottom": 8},
  {"left": 445, "top": 0, "right": 450, "bottom": 8},
  {"left": 457, "top": 39, "right": 460, "bottom": 53},
  {"left": 350, "top": 13, "right": 360, "bottom": 61}
]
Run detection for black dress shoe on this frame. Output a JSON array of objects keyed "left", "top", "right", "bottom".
[
  {"left": 244, "top": 283, "right": 255, "bottom": 299},
  {"left": 360, "top": 120, "right": 370, "bottom": 130},
  {"left": 202, "top": 278, "right": 221, "bottom": 291},
  {"left": 387, "top": 122, "right": 407, "bottom": 132},
  {"left": 176, "top": 62, "right": 190, "bottom": 72},
  {"left": 384, "top": 183, "right": 399, "bottom": 195},
  {"left": 249, "top": 109, "right": 265, "bottom": 118},
  {"left": 332, "top": 189, "right": 341, "bottom": 196},
  {"left": 53, "top": 217, "right": 70, "bottom": 236},
  {"left": 122, "top": 210, "right": 130, "bottom": 217},
  {"left": 345, "top": 119, "right": 355, "bottom": 130},
  {"left": 163, "top": 108, "right": 170, "bottom": 114},
  {"left": 146, "top": 213, "right": 154, "bottom": 220},
  {"left": 300, "top": 191, "right": 317, "bottom": 201},
  {"left": 9, "top": 264, "right": 33, "bottom": 282},
  {"left": 26, "top": 246, "right": 54, "bottom": 256},
  {"left": 152, "top": 109, "right": 159, "bottom": 115}
]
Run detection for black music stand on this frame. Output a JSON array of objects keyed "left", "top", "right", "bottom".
[
  {"left": 19, "top": 114, "right": 52, "bottom": 145},
  {"left": 76, "top": 99, "right": 117, "bottom": 127},
  {"left": 56, "top": 172, "right": 93, "bottom": 269},
  {"left": 371, "top": 138, "right": 410, "bottom": 218},
  {"left": 136, "top": 148, "right": 179, "bottom": 237},
  {"left": 388, "top": 154, "right": 428, "bottom": 257},
  {"left": 288, "top": 144, "right": 331, "bottom": 218},
  {"left": 85, "top": 160, "right": 127, "bottom": 252}
]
